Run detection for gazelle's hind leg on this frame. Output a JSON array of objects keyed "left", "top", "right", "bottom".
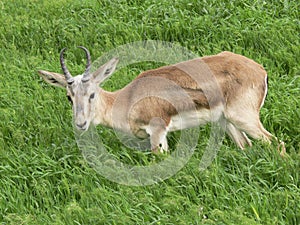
[
  {"left": 240, "top": 120, "right": 272, "bottom": 143},
  {"left": 228, "top": 111, "right": 273, "bottom": 144},
  {"left": 225, "top": 122, "right": 252, "bottom": 149},
  {"left": 249, "top": 121, "right": 286, "bottom": 156},
  {"left": 227, "top": 110, "right": 286, "bottom": 155}
]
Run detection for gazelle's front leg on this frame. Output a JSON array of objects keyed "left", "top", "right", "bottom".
[{"left": 146, "top": 117, "right": 169, "bottom": 153}]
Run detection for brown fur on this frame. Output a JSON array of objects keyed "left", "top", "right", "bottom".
[
  {"left": 132, "top": 51, "right": 267, "bottom": 111},
  {"left": 98, "top": 51, "right": 272, "bottom": 150}
]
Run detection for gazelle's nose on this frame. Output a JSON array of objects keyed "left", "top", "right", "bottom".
[{"left": 76, "top": 121, "right": 87, "bottom": 130}]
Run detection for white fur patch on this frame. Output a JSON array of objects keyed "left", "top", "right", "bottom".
[
  {"left": 168, "top": 108, "right": 221, "bottom": 132},
  {"left": 259, "top": 74, "right": 268, "bottom": 109}
]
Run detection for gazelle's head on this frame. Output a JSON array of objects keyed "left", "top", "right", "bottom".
[{"left": 38, "top": 46, "right": 118, "bottom": 131}]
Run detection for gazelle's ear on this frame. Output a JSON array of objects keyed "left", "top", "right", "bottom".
[
  {"left": 92, "top": 58, "right": 119, "bottom": 84},
  {"left": 38, "top": 70, "right": 67, "bottom": 88}
]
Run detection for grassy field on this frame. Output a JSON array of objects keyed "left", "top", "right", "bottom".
[{"left": 0, "top": 0, "right": 299, "bottom": 224}]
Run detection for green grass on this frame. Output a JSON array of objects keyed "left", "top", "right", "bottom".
[{"left": 0, "top": 0, "right": 299, "bottom": 224}]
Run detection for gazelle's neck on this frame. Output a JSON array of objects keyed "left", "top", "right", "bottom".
[{"left": 93, "top": 89, "right": 119, "bottom": 128}]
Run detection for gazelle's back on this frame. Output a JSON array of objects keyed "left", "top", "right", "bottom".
[{"left": 133, "top": 51, "right": 267, "bottom": 110}]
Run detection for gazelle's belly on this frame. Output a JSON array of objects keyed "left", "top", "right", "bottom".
[{"left": 168, "top": 107, "right": 222, "bottom": 132}]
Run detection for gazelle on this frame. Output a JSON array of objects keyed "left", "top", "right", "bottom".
[{"left": 38, "top": 47, "right": 281, "bottom": 153}]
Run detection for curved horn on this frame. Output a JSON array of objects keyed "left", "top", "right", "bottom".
[
  {"left": 60, "top": 48, "right": 74, "bottom": 83},
  {"left": 78, "top": 46, "right": 91, "bottom": 81}
]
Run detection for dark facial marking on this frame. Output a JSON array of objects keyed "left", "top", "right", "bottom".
[
  {"left": 82, "top": 78, "right": 90, "bottom": 83},
  {"left": 67, "top": 95, "right": 73, "bottom": 104}
]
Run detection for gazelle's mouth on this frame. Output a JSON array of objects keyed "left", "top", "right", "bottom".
[{"left": 76, "top": 126, "right": 89, "bottom": 132}]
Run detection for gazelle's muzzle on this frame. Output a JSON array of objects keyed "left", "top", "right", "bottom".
[{"left": 73, "top": 101, "right": 90, "bottom": 131}]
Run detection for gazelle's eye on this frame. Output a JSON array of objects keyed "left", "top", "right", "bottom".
[{"left": 89, "top": 93, "right": 95, "bottom": 100}]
